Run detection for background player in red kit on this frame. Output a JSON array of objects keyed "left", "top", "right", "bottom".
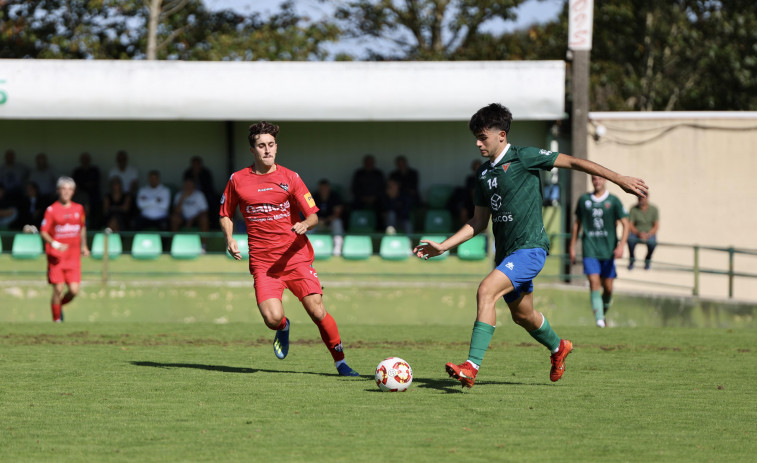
[
  {"left": 219, "top": 121, "right": 359, "bottom": 377},
  {"left": 40, "top": 177, "right": 90, "bottom": 322}
]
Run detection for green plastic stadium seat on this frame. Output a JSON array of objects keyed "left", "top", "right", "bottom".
[
  {"left": 131, "top": 233, "right": 162, "bottom": 260},
  {"left": 226, "top": 234, "right": 249, "bottom": 260},
  {"left": 379, "top": 235, "right": 411, "bottom": 261},
  {"left": 341, "top": 235, "right": 373, "bottom": 260},
  {"left": 90, "top": 232, "right": 123, "bottom": 260},
  {"left": 11, "top": 234, "right": 43, "bottom": 259},
  {"left": 419, "top": 235, "right": 449, "bottom": 261},
  {"left": 458, "top": 235, "right": 487, "bottom": 261},
  {"left": 423, "top": 209, "right": 453, "bottom": 233},
  {"left": 427, "top": 184, "right": 455, "bottom": 209},
  {"left": 348, "top": 209, "right": 377, "bottom": 233},
  {"left": 309, "top": 234, "right": 334, "bottom": 260},
  {"left": 170, "top": 234, "right": 202, "bottom": 260}
]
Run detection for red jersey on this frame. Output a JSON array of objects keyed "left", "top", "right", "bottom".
[
  {"left": 219, "top": 165, "right": 319, "bottom": 273},
  {"left": 40, "top": 201, "right": 86, "bottom": 264}
]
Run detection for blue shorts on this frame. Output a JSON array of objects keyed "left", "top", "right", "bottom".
[
  {"left": 582, "top": 257, "right": 617, "bottom": 279},
  {"left": 495, "top": 248, "right": 547, "bottom": 303}
]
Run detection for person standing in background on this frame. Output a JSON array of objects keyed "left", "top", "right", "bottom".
[
  {"left": 40, "top": 177, "right": 90, "bottom": 322},
  {"left": 569, "top": 175, "right": 629, "bottom": 328}
]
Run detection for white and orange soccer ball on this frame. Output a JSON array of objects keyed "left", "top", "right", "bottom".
[{"left": 375, "top": 357, "right": 413, "bottom": 392}]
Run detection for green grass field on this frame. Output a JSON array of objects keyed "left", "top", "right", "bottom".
[{"left": 1, "top": 254, "right": 755, "bottom": 462}]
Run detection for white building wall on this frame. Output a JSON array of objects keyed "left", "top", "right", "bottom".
[{"left": 586, "top": 113, "right": 757, "bottom": 302}]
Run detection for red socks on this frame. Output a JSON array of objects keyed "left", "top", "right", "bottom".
[
  {"left": 269, "top": 313, "right": 344, "bottom": 362},
  {"left": 273, "top": 316, "right": 288, "bottom": 331},
  {"left": 61, "top": 293, "right": 75, "bottom": 305},
  {"left": 51, "top": 304, "right": 62, "bottom": 322},
  {"left": 315, "top": 313, "right": 344, "bottom": 362}
]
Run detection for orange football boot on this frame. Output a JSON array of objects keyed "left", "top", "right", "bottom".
[
  {"left": 445, "top": 361, "right": 478, "bottom": 388},
  {"left": 550, "top": 339, "right": 573, "bottom": 382}
]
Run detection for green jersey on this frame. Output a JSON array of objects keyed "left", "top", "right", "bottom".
[
  {"left": 574, "top": 191, "right": 628, "bottom": 260},
  {"left": 473, "top": 144, "right": 559, "bottom": 265}
]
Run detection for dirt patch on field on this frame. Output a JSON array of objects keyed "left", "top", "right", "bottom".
[
  {"left": 0, "top": 333, "right": 711, "bottom": 354},
  {"left": 0, "top": 332, "right": 472, "bottom": 349}
]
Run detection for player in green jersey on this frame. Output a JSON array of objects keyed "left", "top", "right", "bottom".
[
  {"left": 414, "top": 103, "right": 647, "bottom": 388},
  {"left": 569, "top": 175, "right": 629, "bottom": 328}
]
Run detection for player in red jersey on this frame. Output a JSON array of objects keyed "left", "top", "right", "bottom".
[
  {"left": 40, "top": 177, "right": 90, "bottom": 322},
  {"left": 219, "top": 121, "right": 359, "bottom": 377}
]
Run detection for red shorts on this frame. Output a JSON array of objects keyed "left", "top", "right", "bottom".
[
  {"left": 252, "top": 263, "right": 323, "bottom": 304},
  {"left": 47, "top": 262, "right": 81, "bottom": 285}
]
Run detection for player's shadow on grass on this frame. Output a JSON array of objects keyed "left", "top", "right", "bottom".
[
  {"left": 131, "top": 361, "right": 258, "bottom": 374},
  {"left": 130, "top": 361, "right": 371, "bottom": 379},
  {"left": 406, "top": 377, "right": 540, "bottom": 394}
]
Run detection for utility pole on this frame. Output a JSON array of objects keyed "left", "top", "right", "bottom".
[{"left": 566, "top": 0, "right": 594, "bottom": 282}]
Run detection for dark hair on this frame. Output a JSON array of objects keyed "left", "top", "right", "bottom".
[
  {"left": 469, "top": 103, "right": 512, "bottom": 135},
  {"left": 248, "top": 121, "right": 280, "bottom": 147}
]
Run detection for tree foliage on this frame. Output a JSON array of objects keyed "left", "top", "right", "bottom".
[
  {"left": 336, "top": 0, "right": 757, "bottom": 110},
  {"left": 494, "top": 0, "right": 757, "bottom": 111},
  {"left": 0, "top": 0, "right": 144, "bottom": 59},
  {"left": 0, "top": 0, "right": 339, "bottom": 60},
  {"left": 334, "top": 0, "right": 528, "bottom": 60}
]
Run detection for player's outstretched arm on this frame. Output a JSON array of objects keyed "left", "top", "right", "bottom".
[
  {"left": 553, "top": 154, "right": 649, "bottom": 198},
  {"left": 220, "top": 216, "right": 241, "bottom": 260},
  {"left": 414, "top": 206, "right": 490, "bottom": 260}
]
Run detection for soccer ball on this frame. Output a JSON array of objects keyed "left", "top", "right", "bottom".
[{"left": 375, "top": 357, "right": 413, "bottom": 392}]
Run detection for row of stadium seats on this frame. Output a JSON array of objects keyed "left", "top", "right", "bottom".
[
  {"left": 348, "top": 208, "right": 453, "bottom": 233},
  {"left": 4, "top": 233, "right": 203, "bottom": 260},
  {"left": 2, "top": 232, "right": 488, "bottom": 261},
  {"left": 308, "top": 234, "right": 486, "bottom": 261}
]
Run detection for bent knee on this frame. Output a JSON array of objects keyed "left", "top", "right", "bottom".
[
  {"left": 476, "top": 283, "right": 501, "bottom": 304},
  {"left": 262, "top": 315, "right": 284, "bottom": 330}
]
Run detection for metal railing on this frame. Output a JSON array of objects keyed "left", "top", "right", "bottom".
[
  {"left": 3, "top": 229, "right": 756, "bottom": 299},
  {"left": 550, "top": 232, "right": 757, "bottom": 299}
]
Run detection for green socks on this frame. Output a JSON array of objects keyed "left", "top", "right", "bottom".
[
  {"left": 467, "top": 315, "right": 561, "bottom": 366},
  {"left": 528, "top": 314, "right": 561, "bottom": 352},
  {"left": 467, "top": 321, "right": 495, "bottom": 367},
  {"left": 602, "top": 293, "right": 613, "bottom": 315},
  {"left": 591, "top": 290, "right": 603, "bottom": 322}
]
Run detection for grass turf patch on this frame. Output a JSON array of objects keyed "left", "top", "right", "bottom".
[
  {"left": 1, "top": 254, "right": 755, "bottom": 461},
  {"left": 0, "top": 323, "right": 755, "bottom": 462}
]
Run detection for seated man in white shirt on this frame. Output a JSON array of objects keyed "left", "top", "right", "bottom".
[
  {"left": 170, "top": 177, "right": 209, "bottom": 233},
  {"left": 135, "top": 170, "right": 170, "bottom": 230}
]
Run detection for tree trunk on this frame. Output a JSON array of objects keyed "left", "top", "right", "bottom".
[{"left": 146, "top": 0, "right": 162, "bottom": 60}]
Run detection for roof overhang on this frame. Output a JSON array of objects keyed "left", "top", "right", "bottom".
[{"left": 0, "top": 59, "right": 565, "bottom": 121}]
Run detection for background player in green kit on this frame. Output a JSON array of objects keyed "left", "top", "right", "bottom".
[
  {"left": 569, "top": 176, "right": 629, "bottom": 328},
  {"left": 413, "top": 103, "right": 648, "bottom": 388}
]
